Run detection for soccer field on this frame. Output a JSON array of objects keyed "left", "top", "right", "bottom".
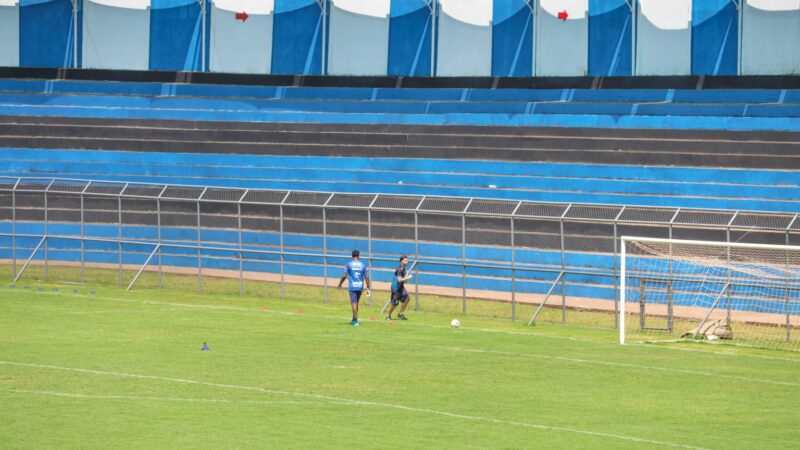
[{"left": 0, "top": 275, "right": 798, "bottom": 449}]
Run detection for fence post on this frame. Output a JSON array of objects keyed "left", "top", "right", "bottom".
[
  {"left": 510, "top": 216, "right": 516, "bottom": 321},
  {"left": 197, "top": 190, "right": 205, "bottom": 293},
  {"left": 118, "top": 184, "right": 126, "bottom": 287},
  {"left": 157, "top": 186, "right": 166, "bottom": 289},
  {"left": 44, "top": 181, "right": 51, "bottom": 280},
  {"left": 11, "top": 179, "right": 17, "bottom": 278},
  {"left": 414, "top": 210, "right": 419, "bottom": 311},
  {"left": 80, "top": 184, "right": 87, "bottom": 284},
  {"left": 367, "top": 208, "right": 372, "bottom": 307},
  {"left": 786, "top": 229, "right": 792, "bottom": 343},
  {"left": 323, "top": 206, "right": 328, "bottom": 304},
  {"left": 461, "top": 212, "right": 467, "bottom": 314},
  {"left": 559, "top": 205, "right": 570, "bottom": 325},
  {"left": 280, "top": 203, "right": 285, "bottom": 299},
  {"left": 238, "top": 191, "right": 246, "bottom": 296}
]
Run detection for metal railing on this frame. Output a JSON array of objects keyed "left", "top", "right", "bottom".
[{"left": 1, "top": 176, "right": 798, "bottom": 327}]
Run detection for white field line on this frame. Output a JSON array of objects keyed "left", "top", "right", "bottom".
[
  {"left": 0, "top": 360, "right": 709, "bottom": 450},
  {"left": 8, "top": 288, "right": 800, "bottom": 369},
  {"left": 1, "top": 388, "right": 337, "bottom": 407},
  {"left": 404, "top": 343, "right": 800, "bottom": 388}
]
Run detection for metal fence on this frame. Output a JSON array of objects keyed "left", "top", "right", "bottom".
[{"left": 1, "top": 176, "right": 798, "bottom": 327}]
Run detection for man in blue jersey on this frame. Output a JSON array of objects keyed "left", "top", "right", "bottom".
[
  {"left": 386, "top": 255, "right": 412, "bottom": 321},
  {"left": 337, "top": 250, "right": 371, "bottom": 326}
]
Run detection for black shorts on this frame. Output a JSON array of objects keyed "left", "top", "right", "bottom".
[{"left": 390, "top": 288, "right": 409, "bottom": 305}]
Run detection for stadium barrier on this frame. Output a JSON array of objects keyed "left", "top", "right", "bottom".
[{"left": 1, "top": 176, "right": 798, "bottom": 327}]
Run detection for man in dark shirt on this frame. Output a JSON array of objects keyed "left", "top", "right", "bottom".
[{"left": 386, "top": 255, "right": 412, "bottom": 320}]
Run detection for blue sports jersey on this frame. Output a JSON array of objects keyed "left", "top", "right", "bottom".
[{"left": 344, "top": 260, "right": 368, "bottom": 292}]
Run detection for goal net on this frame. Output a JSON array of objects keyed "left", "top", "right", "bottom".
[{"left": 620, "top": 236, "right": 800, "bottom": 351}]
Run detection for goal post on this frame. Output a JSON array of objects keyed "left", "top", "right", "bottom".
[{"left": 620, "top": 236, "right": 800, "bottom": 351}]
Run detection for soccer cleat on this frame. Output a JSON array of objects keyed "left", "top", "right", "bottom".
[
  {"left": 398, "top": 313, "right": 408, "bottom": 320},
  {"left": 385, "top": 315, "right": 392, "bottom": 321},
  {"left": 352, "top": 320, "right": 359, "bottom": 327}
]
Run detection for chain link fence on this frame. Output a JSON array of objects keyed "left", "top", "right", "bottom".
[{"left": 1, "top": 176, "right": 798, "bottom": 327}]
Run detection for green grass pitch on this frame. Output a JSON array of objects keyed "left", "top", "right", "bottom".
[{"left": 0, "top": 271, "right": 798, "bottom": 449}]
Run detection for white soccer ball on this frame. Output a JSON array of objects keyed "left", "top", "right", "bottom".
[{"left": 450, "top": 319, "right": 461, "bottom": 328}]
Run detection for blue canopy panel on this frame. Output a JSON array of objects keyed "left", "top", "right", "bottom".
[
  {"left": 588, "top": 0, "right": 631, "bottom": 76},
  {"left": 492, "top": 0, "right": 532, "bottom": 77},
  {"left": 149, "top": 0, "right": 208, "bottom": 71},
  {"left": 20, "top": 0, "right": 81, "bottom": 68},
  {"left": 272, "top": 0, "right": 326, "bottom": 75},
  {"left": 691, "top": 0, "right": 737, "bottom": 76},
  {"left": 387, "top": 0, "right": 432, "bottom": 76}
]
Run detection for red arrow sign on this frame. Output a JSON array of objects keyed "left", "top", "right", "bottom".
[
  {"left": 557, "top": 10, "right": 568, "bottom": 20},
  {"left": 235, "top": 11, "right": 249, "bottom": 22}
]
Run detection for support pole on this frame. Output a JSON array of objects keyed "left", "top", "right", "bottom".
[
  {"left": 510, "top": 217, "right": 516, "bottom": 320},
  {"left": 414, "top": 211, "right": 419, "bottom": 311},
  {"left": 527, "top": 271, "right": 564, "bottom": 326},
  {"left": 118, "top": 191, "right": 123, "bottom": 287},
  {"left": 279, "top": 204, "right": 285, "bottom": 299},
  {"left": 429, "top": 0, "right": 437, "bottom": 77},
  {"left": 323, "top": 206, "right": 328, "bottom": 304},
  {"left": 44, "top": 188, "right": 49, "bottom": 280},
  {"left": 620, "top": 238, "right": 626, "bottom": 344},
  {"left": 461, "top": 213, "right": 467, "bottom": 314},
  {"left": 238, "top": 191, "right": 246, "bottom": 296},
  {"left": 72, "top": 0, "right": 79, "bottom": 68},
  {"left": 559, "top": 215, "right": 567, "bottom": 325},
  {"left": 13, "top": 236, "right": 47, "bottom": 283},
  {"left": 693, "top": 282, "right": 731, "bottom": 339},
  {"left": 80, "top": 188, "right": 85, "bottom": 284},
  {"left": 201, "top": 0, "right": 206, "bottom": 72},
  {"left": 197, "top": 193, "right": 204, "bottom": 293},
  {"left": 367, "top": 209, "right": 372, "bottom": 306},
  {"left": 127, "top": 245, "right": 161, "bottom": 290},
  {"left": 11, "top": 180, "right": 17, "bottom": 278}
]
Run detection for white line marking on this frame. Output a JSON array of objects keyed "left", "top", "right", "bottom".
[
  {"left": 1, "top": 388, "right": 336, "bottom": 407},
  {"left": 0, "top": 360, "right": 708, "bottom": 450},
  {"left": 407, "top": 343, "right": 800, "bottom": 388}
]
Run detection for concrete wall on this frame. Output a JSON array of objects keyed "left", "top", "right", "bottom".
[
  {"left": 536, "top": 0, "right": 588, "bottom": 76},
  {"left": 742, "top": 0, "right": 800, "bottom": 75},
  {"left": 3, "top": 0, "right": 800, "bottom": 76},
  {"left": 636, "top": 0, "right": 692, "bottom": 76},
  {"left": 0, "top": 0, "right": 19, "bottom": 67},
  {"left": 436, "top": 0, "right": 492, "bottom": 76},
  {"left": 327, "top": 0, "right": 390, "bottom": 75},
  {"left": 211, "top": 0, "right": 273, "bottom": 74},
  {"left": 83, "top": 0, "right": 150, "bottom": 70}
]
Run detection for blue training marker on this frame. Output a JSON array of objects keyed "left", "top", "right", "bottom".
[
  {"left": 90, "top": 291, "right": 96, "bottom": 295},
  {"left": 52, "top": 288, "right": 58, "bottom": 292},
  {"left": 36, "top": 287, "right": 43, "bottom": 291},
  {"left": 23, "top": 285, "right": 28, "bottom": 289},
  {"left": 72, "top": 289, "right": 78, "bottom": 293},
  {"left": 201, "top": 342, "right": 210, "bottom": 351},
  {"left": 9, "top": 285, "right": 14, "bottom": 288}
]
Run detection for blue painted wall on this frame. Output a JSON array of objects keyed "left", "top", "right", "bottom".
[
  {"left": 272, "top": 0, "right": 326, "bottom": 75},
  {"left": 691, "top": 0, "right": 737, "bottom": 76},
  {"left": 19, "top": 0, "right": 80, "bottom": 68},
  {"left": 492, "top": 0, "right": 532, "bottom": 77},
  {"left": 149, "top": 0, "right": 209, "bottom": 71},
  {"left": 387, "top": 0, "right": 432, "bottom": 76},
  {"left": 588, "top": 0, "right": 631, "bottom": 76}
]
